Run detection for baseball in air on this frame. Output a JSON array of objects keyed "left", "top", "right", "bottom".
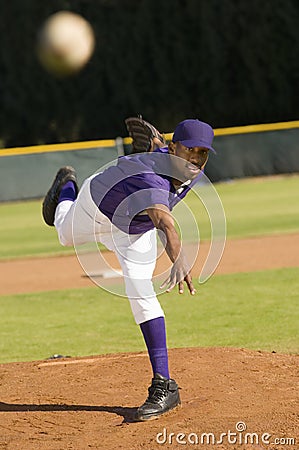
[{"left": 37, "top": 11, "right": 95, "bottom": 76}]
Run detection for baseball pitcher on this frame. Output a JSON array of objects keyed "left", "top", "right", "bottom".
[{"left": 42, "top": 118, "right": 215, "bottom": 421}]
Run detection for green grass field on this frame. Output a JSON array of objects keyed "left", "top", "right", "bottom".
[
  {"left": 1, "top": 174, "right": 299, "bottom": 259},
  {"left": 0, "top": 175, "right": 298, "bottom": 363},
  {"left": 181, "top": 174, "right": 299, "bottom": 241},
  {"left": 0, "top": 267, "right": 298, "bottom": 363}
]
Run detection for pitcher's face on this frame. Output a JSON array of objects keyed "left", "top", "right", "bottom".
[{"left": 168, "top": 141, "right": 209, "bottom": 181}]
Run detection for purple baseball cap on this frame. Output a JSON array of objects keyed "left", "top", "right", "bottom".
[{"left": 172, "top": 119, "right": 216, "bottom": 153}]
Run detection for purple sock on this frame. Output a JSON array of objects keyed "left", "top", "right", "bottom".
[
  {"left": 140, "top": 317, "right": 170, "bottom": 379},
  {"left": 58, "top": 181, "right": 77, "bottom": 203}
]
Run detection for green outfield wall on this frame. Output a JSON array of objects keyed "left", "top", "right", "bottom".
[
  {"left": 206, "top": 124, "right": 299, "bottom": 182},
  {"left": 0, "top": 140, "right": 121, "bottom": 202},
  {"left": 1, "top": 121, "right": 298, "bottom": 202}
]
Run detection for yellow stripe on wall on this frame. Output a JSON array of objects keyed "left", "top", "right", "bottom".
[
  {"left": 0, "top": 139, "right": 116, "bottom": 157},
  {"left": 214, "top": 120, "right": 299, "bottom": 136},
  {"left": 1, "top": 120, "right": 299, "bottom": 157}
]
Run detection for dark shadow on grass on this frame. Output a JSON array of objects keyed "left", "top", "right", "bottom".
[{"left": 0, "top": 402, "right": 138, "bottom": 423}]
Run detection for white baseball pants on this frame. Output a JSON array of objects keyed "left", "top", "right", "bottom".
[{"left": 54, "top": 175, "right": 165, "bottom": 325}]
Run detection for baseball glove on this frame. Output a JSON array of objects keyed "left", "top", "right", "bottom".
[{"left": 125, "top": 116, "right": 165, "bottom": 153}]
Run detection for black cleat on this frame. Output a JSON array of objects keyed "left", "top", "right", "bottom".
[
  {"left": 42, "top": 166, "right": 78, "bottom": 226},
  {"left": 136, "top": 373, "right": 181, "bottom": 421}
]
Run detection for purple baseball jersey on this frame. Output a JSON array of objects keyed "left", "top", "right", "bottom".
[{"left": 90, "top": 147, "right": 202, "bottom": 234}]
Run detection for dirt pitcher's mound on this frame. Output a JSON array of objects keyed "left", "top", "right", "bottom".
[{"left": 0, "top": 347, "right": 298, "bottom": 450}]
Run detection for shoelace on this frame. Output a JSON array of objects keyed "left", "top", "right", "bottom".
[{"left": 147, "top": 385, "right": 168, "bottom": 403}]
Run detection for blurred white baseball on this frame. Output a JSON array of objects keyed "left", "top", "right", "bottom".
[{"left": 37, "top": 11, "right": 95, "bottom": 76}]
